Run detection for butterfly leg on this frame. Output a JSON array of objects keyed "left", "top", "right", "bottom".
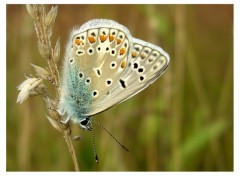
[
  {"left": 58, "top": 108, "right": 71, "bottom": 124},
  {"left": 61, "top": 115, "right": 71, "bottom": 124}
]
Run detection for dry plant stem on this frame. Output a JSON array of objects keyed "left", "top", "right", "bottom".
[
  {"left": 33, "top": 5, "right": 60, "bottom": 94},
  {"left": 28, "top": 4, "right": 80, "bottom": 171},
  {"left": 63, "top": 128, "right": 80, "bottom": 171},
  {"left": 58, "top": 121, "right": 80, "bottom": 171}
]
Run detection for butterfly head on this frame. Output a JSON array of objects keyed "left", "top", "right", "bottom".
[{"left": 79, "top": 117, "right": 92, "bottom": 130}]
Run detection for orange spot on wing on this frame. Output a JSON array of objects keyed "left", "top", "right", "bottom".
[
  {"left": 117, "top": 39, "right": 122, "bottom": 44},
  {"left": 88, "top": 36, "right": 96, "bottom": 43},
  {"left": 140, "top": 53, "right": 146, "bottom": 59},
  {"left": 100, "top": 35, "right": 107, "bottom": 42},
  {"left": 75, "top": 39, "right": 81, "bottom": 45},
  {"left": 132, "top": 51, "right": 138, "bottom": 58},
  {"left": 109, "top": 35, "right": 115, "bottom": 42},
  {"left": 120, "top": 48, "right": 126, "bottom": 55},
  {"left": 121, "top": 61, "right": 126, "bottom": 68}
]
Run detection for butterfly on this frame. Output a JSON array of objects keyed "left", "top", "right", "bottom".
[{"left": 58, "top": 19, "right": 170, "bottom": 133}]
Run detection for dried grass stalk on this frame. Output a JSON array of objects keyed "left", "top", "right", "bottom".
[{"left": 17, "top": 4, "right": 80, "bottom": 171}]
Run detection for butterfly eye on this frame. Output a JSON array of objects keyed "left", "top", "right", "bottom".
[
  {"left": 80, "top": 119, "right": 87, "bottom": 125},
  {"left": 80, "top": 117, "right": 90, "bottom": 126}
]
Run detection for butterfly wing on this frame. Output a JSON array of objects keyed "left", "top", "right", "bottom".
[
  {"left": 85, "top": 37, "right": 170, "bottom": 116},
  {"left": 60, "top": 19, "right": 169, "bottom": 118}
]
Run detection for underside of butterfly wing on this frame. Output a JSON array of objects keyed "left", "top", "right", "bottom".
[
  {"left": 59, "top": 19, "right": 170, "bottom": 120},
  {"left": 86, "top": 38, "right": 170, "bottom": 116}
]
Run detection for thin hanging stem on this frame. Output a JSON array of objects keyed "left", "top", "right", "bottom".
[{"left": 25, "top": 4, "right": 80, "bottom": 171}]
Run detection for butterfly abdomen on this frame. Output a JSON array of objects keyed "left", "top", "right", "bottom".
[{"left": 63, "top": 63, "right": 93, "bottom": 120}]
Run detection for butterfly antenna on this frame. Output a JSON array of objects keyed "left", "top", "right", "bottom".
[
  {"left": 90, "top": 122, "right": 99, "bottom": 163},
  {"left": 92, "top": 119, "right": 129, "bottom": 152}
]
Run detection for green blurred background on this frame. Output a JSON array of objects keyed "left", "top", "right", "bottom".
[{"left": 7, "top": 4, "right": 233, "bottom": 171}]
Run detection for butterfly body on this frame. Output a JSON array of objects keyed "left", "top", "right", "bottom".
[{"left": 58, "top": 19, "right": 170, "bottom": 130}]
